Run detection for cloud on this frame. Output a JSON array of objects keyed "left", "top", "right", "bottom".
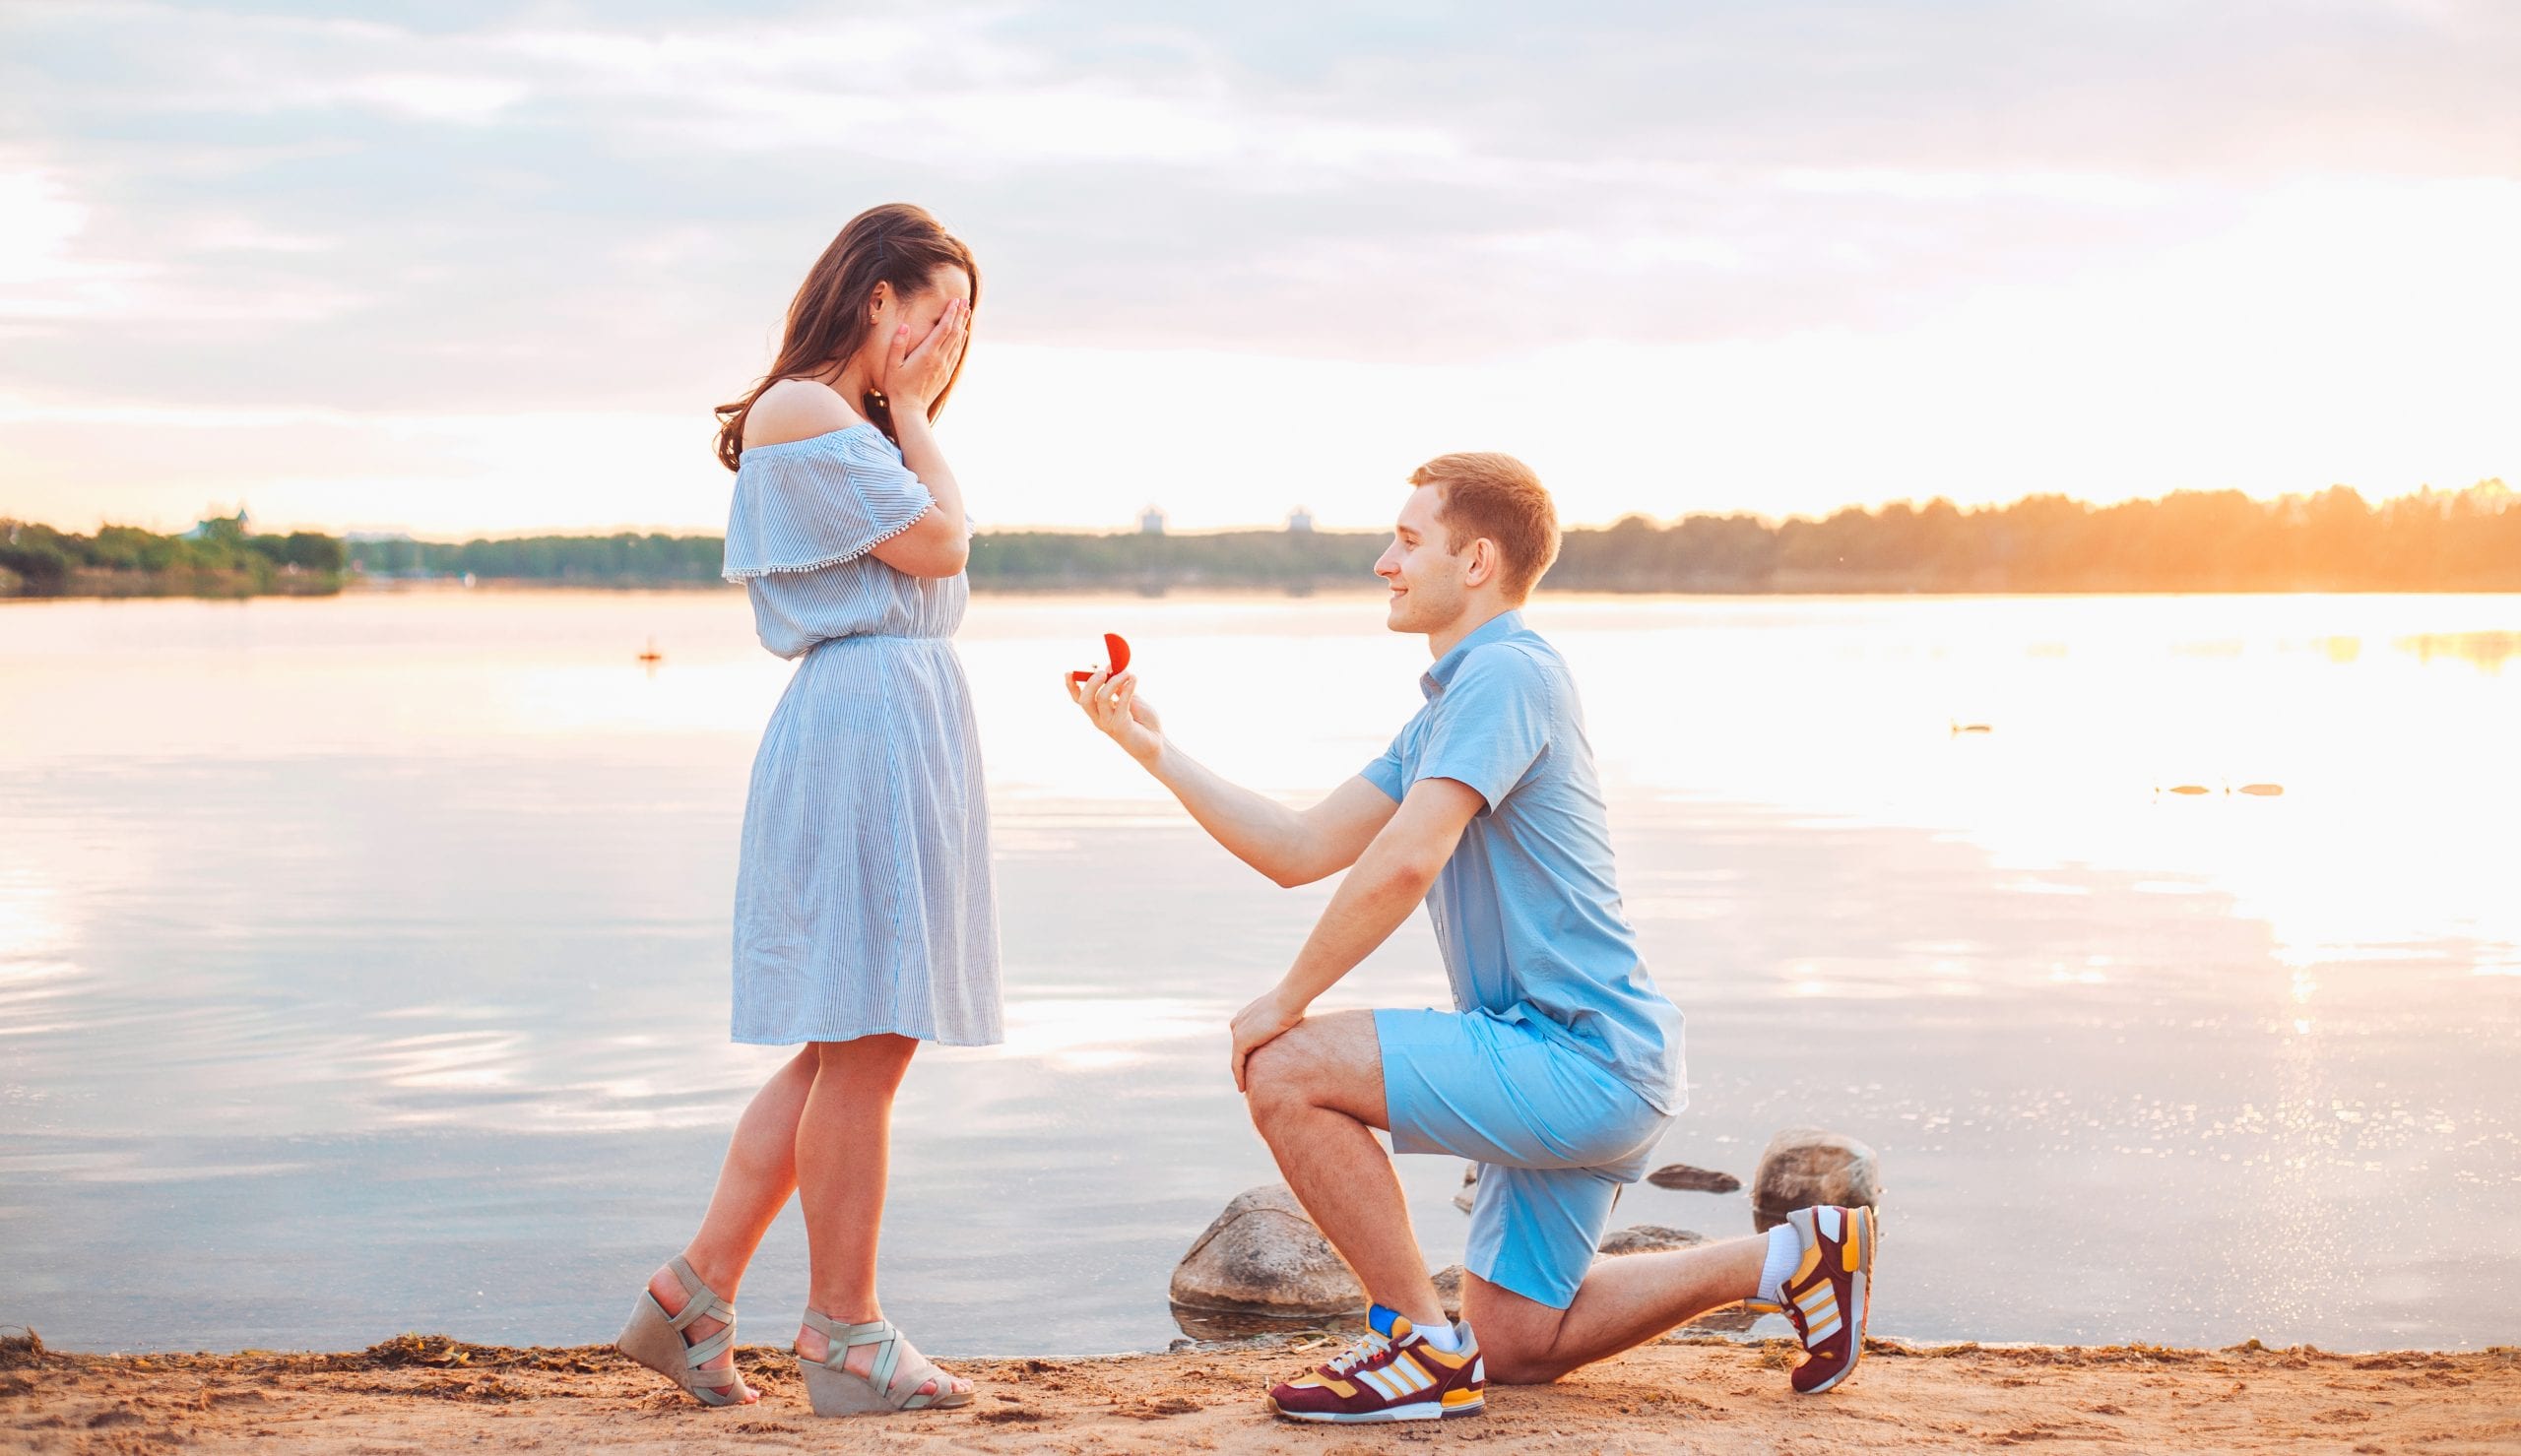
[{"left": 0, "top": 0, "right": 2514, "bottom": 530}]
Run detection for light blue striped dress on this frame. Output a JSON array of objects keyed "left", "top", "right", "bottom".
[{"left": 720, "top": 422, "right": 1002, "bottom": 1047}]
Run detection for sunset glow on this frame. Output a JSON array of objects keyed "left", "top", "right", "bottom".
[{"left": 3, "top": 4, "right": 2515, "bottom": 537}]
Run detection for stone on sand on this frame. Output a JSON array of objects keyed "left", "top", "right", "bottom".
[
  {"left": 1168, "top": 1184, "right": 1364, "bottom": 1317},
  {"left": 1595, "top": 1225, "right": 1709, "bottom": 1257},
  {"left": 1646, "top": 1162, "right": 1743, "bottom": 1194},
  {"left": 1751, "top": 1127, "right": 1881, "bottom": 1229}
]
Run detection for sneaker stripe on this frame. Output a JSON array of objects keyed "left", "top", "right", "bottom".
[
  {"left": 1795, "top": 1283, "right": 1842, "bottom": 1339},
  {"left": 1395, "top": 1355, "right": 1433, "bottom": 1393}
]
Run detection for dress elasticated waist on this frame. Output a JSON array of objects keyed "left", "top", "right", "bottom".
[{"left": 807, "top": 631, "right": 957, "bottom": 648}]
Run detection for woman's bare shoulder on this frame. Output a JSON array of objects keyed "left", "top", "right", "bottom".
[{"left": 743, "top": 379, "right": 864, "bottom": 450}]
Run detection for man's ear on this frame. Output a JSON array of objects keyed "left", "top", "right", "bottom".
[{"left": 1464, "top": 538, "right": 1499, "bottom": 590}]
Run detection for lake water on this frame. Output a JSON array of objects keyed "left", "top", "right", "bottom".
[{"left": 3, "top": 589, "right": 2517, "bottom": 1357}]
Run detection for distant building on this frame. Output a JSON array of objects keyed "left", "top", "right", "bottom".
[
  {"left": 1285, "top": 506, "right": 1316, "bottom": 534},
  {"left": 182, "top": 505, "right": 250, "bottom": 540},
  {"left": 1138, "top": 506, "right": 1167, "bottom": 536}
]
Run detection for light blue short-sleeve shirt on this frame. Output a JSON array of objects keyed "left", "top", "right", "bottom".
[{"left": 1362, "top": 609, "right": 1685, "bottom": 1112}]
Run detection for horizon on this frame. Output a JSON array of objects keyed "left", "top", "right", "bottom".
[
  {"left": 3, "top": 4, "right": 2517, "bottom": 538},
  {"left": 17, "top": 475, "right": 2510, "bottom": 546}
]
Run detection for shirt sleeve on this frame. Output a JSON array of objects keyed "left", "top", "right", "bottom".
[
  {"left": 1411, "top": 645, "right": 1552, "bottom": 810},
  {"left": 1360, "top": 730, "right": 1407, "bottom": 803},
  {"left": 721, "top": 428, "right": 937, "bottom": 580}
]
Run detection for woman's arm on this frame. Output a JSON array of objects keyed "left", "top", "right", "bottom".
[
  {"left": 870, "top": 408, "right": 968, "bottom": 578},
  {"left": 868, "top": 300, "right": 972, "bottom": 578}
]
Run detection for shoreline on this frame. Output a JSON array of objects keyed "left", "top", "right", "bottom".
[
  {"left": 8, "top": 1331, "right": 2515, "bottom": 1454},
  {"left": 9, "top": 575, "right": 2521, "bottom": 603}
]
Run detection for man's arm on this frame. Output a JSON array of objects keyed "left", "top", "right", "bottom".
[
  {"left": 1229, "top": 776, "right": 1484, "bottom": 1088},
  {"left": 1069, "top": 666, "right": 1396, "bottom": 887}
]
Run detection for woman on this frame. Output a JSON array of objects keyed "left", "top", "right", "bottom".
[{"left": 614, "top": 203, "right": 994, "bottom": 1417}]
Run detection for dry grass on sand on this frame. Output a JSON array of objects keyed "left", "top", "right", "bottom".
[{"left": 4, "top": 1326, "right": 2519, "bottom": 1454}]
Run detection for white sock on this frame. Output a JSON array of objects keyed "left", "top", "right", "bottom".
[
  {"left": 1756, "top": 1223, "right": 1801, "bottom": 1305},
  {"left": 1413, "top": 1319, "right": 1463, "bottom": 1354}
]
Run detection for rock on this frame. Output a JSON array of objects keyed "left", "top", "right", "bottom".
[
  {"left": 1431, "top": 1264, "right": 1466, "bottom": 1320},
  {"left": 1454, "top": 1163, "right": 1478, "bottom": 1214},
  {"left": 1594, "top": 1225, "right": 1708, "bottom": 1257},
  {"left": 1646, "top": 1163, "right": 1743, "bottom": 1194},
  {"left": 1750, "top": 1128, "right": 1881, "bottom": 1230},
  {"left": 1168, "top": 1184, "right": 1364, "bottom": 1317}
]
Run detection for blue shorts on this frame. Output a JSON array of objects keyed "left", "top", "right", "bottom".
[{"left": 1376, "top": 1006, "right": 1673, "bottom": 1309}]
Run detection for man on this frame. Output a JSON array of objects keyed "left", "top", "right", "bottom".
[{"left": 1069, "top": 453, "right": 1874, "bottom": 1423}]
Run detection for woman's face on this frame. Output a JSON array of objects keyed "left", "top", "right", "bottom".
[{"left": 866, "top": 265, "right": 974, "bottom": 365}]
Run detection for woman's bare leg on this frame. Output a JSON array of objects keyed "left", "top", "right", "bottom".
[
  {"left": 788, "top": 1034, "right": 968, "bottom": 1401},
  {"left": 643, "top": 1045, "right": 819, "bottom": 1402}
]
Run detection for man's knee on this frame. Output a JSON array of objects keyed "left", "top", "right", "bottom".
[
  {"left": 1478, "top": 1340, "right": 1575, "bottom": 1386},
  {"left": 1461, "top": 1280, "right": 1579, "bottom": 1385},
  {"left": 1241, "top": 1036, "right": 1314, "bottom": 1128},
  {"left": 1472, "top": 1317, "right": 1583, "bottom": 1384},
  {"left": 1251, "top": 1011, "right": 1387, "bottom": 1117}
]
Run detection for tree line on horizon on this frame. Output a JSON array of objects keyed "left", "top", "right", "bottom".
[
  {"left": 0, "top": 514, "right": 343, "bottom": 597},
  {"left": 970, "top": 480, "right": 2521, "bottom": 593},
  {"left": 6, "top": 481, "right": 2514, "bottom": 597}
]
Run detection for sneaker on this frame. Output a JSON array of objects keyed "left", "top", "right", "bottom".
[
  {"left": 1265, "top": 1305, "right": 1484, "bottom": 1424},
  {"left": 1767, "top": 1204, "right": 1876, "bottom": 1395}
]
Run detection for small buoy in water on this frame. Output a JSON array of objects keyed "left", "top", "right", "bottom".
[
  {"left": 2236, "top": 783, "right": 2285, "bottom": 797},
  {"left": 636, "top": 637, "right": 664, "bottom": 665}
]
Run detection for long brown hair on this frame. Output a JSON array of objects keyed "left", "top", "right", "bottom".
[{"left": 714, "top": 203, "right": 979, "bottom": 472}]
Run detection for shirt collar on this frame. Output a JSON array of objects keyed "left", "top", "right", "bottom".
[{"left": 1420, "top": 608, "right": 1526, "bottom": 699}]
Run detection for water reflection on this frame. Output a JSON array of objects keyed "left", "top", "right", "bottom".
[{"left": 1, "top": 591, "right": 2516, "bottom": 1355}]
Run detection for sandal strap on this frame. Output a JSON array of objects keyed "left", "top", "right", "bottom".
[
  {"left": 661, "top": 1257, "right": 736, "bottom": 1333},
  {"left": 797, "top": 1307, "right": 843, "bottom": 1342},
  {"left": 681, "top": 1323, "right": 737, "bottom": 1369},
  {"left": 796, "top": 1308, "right": 854, "bottom": 1370},
  {"left": 797, "top": 1311, "right": 948, "bottom": 1406},
  {"left": 844, "top": 1320, "right": 906, "bottom": 1396}
]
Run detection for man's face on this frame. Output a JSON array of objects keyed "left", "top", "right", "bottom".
[{"left": 1375, "top": 484, "right": 1472, "bottom": 635}]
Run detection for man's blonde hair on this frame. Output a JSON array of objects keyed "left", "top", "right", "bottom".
[{"left": 1408, "top": 452, "right": 1561, "bottom": 601}]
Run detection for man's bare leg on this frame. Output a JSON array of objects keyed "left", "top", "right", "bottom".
[
  {"left": 1245, "top": 1012, "right": 1778, "bottom": 1381},
  {"left": 1240, "top": 1011, "right": 1449, "bottom": 1330},
  {"left": 1463, "top": 1238, "right": 1770, "bottom": 1384}
]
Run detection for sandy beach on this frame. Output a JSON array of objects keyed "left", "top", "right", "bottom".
[{"left": 6, "top": 1329, "right": 2516, "bottom": 1454}]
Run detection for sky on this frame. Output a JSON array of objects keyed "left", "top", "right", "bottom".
[{"left": 2, "top": 1, "right": 2517, "bottom": 538}]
